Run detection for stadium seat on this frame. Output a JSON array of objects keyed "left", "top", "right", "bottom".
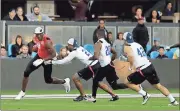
[
  {"left": 31, "top": 52, "right": 37, "bottom": 58},
  {"left": 165, "top": 51, "right": 174, "bottom": 59},
  {"left": 170, "top": 48, "right": 178, "bottom": 54},
  {"left": 8, "top": 44, "right": 13, "bottom": 57},
  {"left": 150, "top": 51, "right": 159, "bottom": 59},
  {"left": 146, "top": 44, "right": 151, "bottom": 53},
  {"left": 83, "top": 44, "right": 94, "bottom": 55},
  {"left": 54, "top": 44, "right": 63, "bottom": 54}
]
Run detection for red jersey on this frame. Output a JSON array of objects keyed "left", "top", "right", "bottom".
[{"left": 34, "top": 34, "right": 53, "bottom": 59}]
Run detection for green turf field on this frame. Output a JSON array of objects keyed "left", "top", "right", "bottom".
[
  {"left": 2, "top": 98, "right": 180, "bottom": 110},
  {"left": 1, "top": 89, "right": 180, "bottom": 110}
]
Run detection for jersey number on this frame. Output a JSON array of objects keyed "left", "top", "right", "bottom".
[
  {"left": 105, "top": 46, "right": 111, "bottom": 56},
  {"left": 137, "top": 47, "right": 146, "bottom": 57},
  {"left": 82, "top": 49, "right": 90, "bottom": 56}
]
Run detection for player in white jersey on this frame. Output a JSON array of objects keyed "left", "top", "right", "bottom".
[
  {"left": 86, "top": 29, "right": 121, "bottom": 102},
  {"left": 49, "top": 38, "right": 120, "bottom": 102},
  {"left": 122, "top": 32, "right": 179, "bottom": 106}
]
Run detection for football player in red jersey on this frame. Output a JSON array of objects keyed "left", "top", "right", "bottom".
[{"left": 15, "top": 27, "right": 70, "bottom": 100}]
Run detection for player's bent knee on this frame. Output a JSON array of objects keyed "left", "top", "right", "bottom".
[
  {"left": 72, "top": 73, "right": 81, "bottom": 81},
  {"left": 24, "top": 71, "right": 30, "bottom": 77},
  {"left": 153, "top": 83, "right": 161, "bottom": 89}
]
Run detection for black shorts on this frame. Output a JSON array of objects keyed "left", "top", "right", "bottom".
[
  {"left": 24, "top": 54, "right": 53, "bottom": 83},
  {"left": 94, "top": 63, "right": 119, "bottom": 84},
  {"left": 127, "top": 64, "right": 160, "bottom": 85},
  {"left": 78, "top": 62, "right": 100, "bottom": 81}
]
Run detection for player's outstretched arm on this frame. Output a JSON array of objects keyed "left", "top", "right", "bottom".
[
  {"left": 52, "top": 51, "right": 76, "bottom": 65},
  {"left": 44, "top": 40, "right": 56, "bottom": 61},
  {"left": 111, "top": 48, "right": 117, "bottom": 61}
]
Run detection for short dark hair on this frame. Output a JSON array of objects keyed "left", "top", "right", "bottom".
[
  {"left": 33, "top": 5, "right": 40, "bottom": 10},
  {"left": 135, "top": 6, "right": 143, "bottom": 12},
  {"left": 1, "top": 46, "right": 6, "bottom": 50},
  {"left": 159, "top": 46, "right": 164, "bottom": 50},
  {"left": 99, "top": 19, "right": 105, "bottom": 23},
  {"left": 108, "top": 32, "right": 112, "bottom": 35},
  {"left": 96, "top": 29, "right": 105, "bottom": 38},
  {"left": 9, "top": 8, "right": 15, "bottom": 13}
]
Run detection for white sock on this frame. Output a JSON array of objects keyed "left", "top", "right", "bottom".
[
  {"left": 167, "top": 94, "right": 175, "bottom": 103},
  {"left": 138, "top": 89, "right": 146, "bottom": 96}
]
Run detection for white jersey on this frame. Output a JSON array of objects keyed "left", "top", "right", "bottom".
[
  {"left": 97, "top": 38, "right": 111, "bottom": 67},
  {"left": 52, "top": 46, "right": 98, "bottom": 66},
  {"left": 130, "top": 42, "right": 151, "bottom": 69}
]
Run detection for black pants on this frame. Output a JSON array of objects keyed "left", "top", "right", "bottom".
[
  {"left": 127, "top": 64, "right": 160, "bottom": 85},
  {"left": 92, "top": 64, "right": 119, "bottom": 97},
  {"left": 24, "top": 55, "right": 53, "bottom": 83}
]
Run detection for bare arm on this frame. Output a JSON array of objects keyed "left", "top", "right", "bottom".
[
  {"left": 111, "top": 48, "right": 117, "bottom": 61},
  {"left": 89, "top": 42, "right": 101, "bottom": 60},
  {"left": 124, "top": 46, "right": 134, "bottom": 69},
  {"left": 52, "top": 51, "right": 76, "bottom": 65},
  {"left": 44, "top": 40, "right": 56, "bottom": 61}
]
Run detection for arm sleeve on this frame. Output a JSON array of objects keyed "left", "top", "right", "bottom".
[
  {"left": 43, "top": 15, "right": 52, "bottom": 21},
  {"left": 52, "top": 51, "right": 76, "bottom": 65},
  {"left": 11, "top": 45, "right": 18, "bottom": 57}
]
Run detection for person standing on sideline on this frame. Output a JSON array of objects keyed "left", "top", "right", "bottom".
[
  {"left": 93, "top": 19, "right": 108, "bottom": 44},
  {"left": 132, "top": 17, "right": 149, "bottom": 52}
]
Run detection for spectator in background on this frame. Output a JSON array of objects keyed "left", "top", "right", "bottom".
[
  {"left": 14, "top": 7, "right": 28, "bottom": 21},
  {"left": 132, "top": 17, "right": 149, "bottom": 52},
  {"left": 173, "top": 48, "right": 179, "bottom": 59},
  {"left": 147, "top": 40, "right": 160, "bottom": 56},
  {"left": 132, "top": 6, "right": 146, "bottom": 22},
  {"left": 26, "top": 6, "right": 52, "bottom": 21},
  {"left": 27, "top": 37, "right": 36, "bottom": 55},
  {"left": 147, "top": 10, "right": 161, "bottom": 23},
  {"left": 93, "top": 19, "right": 108, "bottom": 43},
  {"left": 69, "top": 0, "right": 88, "bottom": 21},
  {"left": 156, "top": 47, "right": 168, "bottom": 59},
  {"left": 11, "top": 35, "right": 24, "bottom": 57},
  {"left": 17, "top": 45, "right": 31, "bottom": 59},
  {"left": 163, "top": 2, "right": 174, "bottom": 16},
  {"left": 1, "top": 46, "right": 7, "bottom": 58},
  {"left": 113, "top": 32, "right": 125, "bottom": 58},
  {"left": 3, "top": 8, "right": 16, "bottom": 21},
  {"left": 107, "top": 32, "right": 113, "bottom": 46},
  {"left": 57, "top": 47, "right": 69, "bottom": 60}
]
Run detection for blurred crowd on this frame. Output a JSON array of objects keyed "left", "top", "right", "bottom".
[
  {"left": 2, "top": 1, "right": 179, "bottom": 23},
  {"left": 3, "top": 6, "right": 52, "bottom": 22},
  {"left": 1, "top": 19, "right": 179, "bottom": 60}
]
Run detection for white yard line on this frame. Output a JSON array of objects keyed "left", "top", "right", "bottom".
[{"left": 1, "top": 93, "right": 179, "bottom": 99}]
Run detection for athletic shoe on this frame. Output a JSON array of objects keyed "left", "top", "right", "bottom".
[
  {"left": 142, "top": 93, "right": 150, "bottom": 105},
  {"left": 168, "top": 101, "right": 179, "bottom": 106},
  {"left": 63, "top": 78, "right": 71, "bottom": 93},
  {"left": 73, "top": 95, "right": 85, "bottom": 102},
  {"left": 110, "top": 95, "right": 119, "bottom": 101},
  {"left": 84, "top": 96, "right": 96, "bottom": 103},
  {"left": 15, "top": 90, "right": 25, "bottom": 100}
]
